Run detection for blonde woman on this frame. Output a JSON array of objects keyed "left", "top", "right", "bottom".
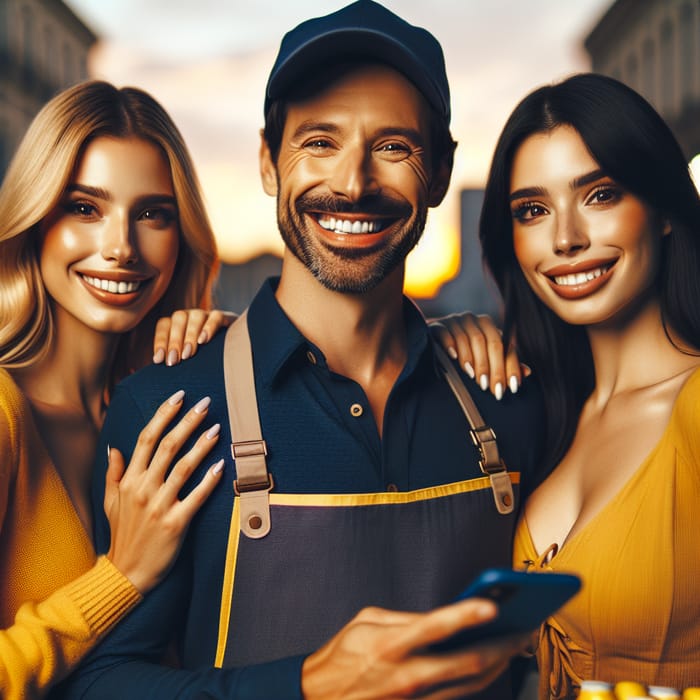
[{"left": 0, "top": 81, "right": 227, "bottom": 698}]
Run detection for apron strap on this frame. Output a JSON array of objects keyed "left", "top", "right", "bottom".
[
  {"left": 223, "top": 312, "right": 273, "bottom": 539},
  {"left": 433, "top": 344, "right": 515, "bottom": 515}
]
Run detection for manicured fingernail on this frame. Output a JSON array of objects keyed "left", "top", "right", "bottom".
[
  {"left": 494, "top": 382, "right": 503, "bottom": 401},
  {"left": 479, "top": 374, "right": 489, "bottom": 391},
  {"left": 473, "top": 601, "right": 496, "bottom": 620},
  {"left": 206, "top": 423, "right": 221, "bottom": 440},
  {"left": 182, "top": 342, "right": 193, "bottom": 360},
  {"left": 521, "top": 363, "right": 532, "bottom": 377},
  {"left": 167, "top": 349, "right": 179, "bottom": 366},
  {"left": 211, "top": 458, "right": 225, "bottom": 475},
  {"left": 107, "top": 444, "right": 111, "bottom": 461},
  {"left": 167, "top": 389, "right": 185, "bottom": 405},
  {"left": 194, "top": 396, "right": 211, "bottom": 413},
  {"left": 509, "top": 375, "right": 519, "bottom": 394},
  {"left": 153, "top": 348, "right": 165, "bottom": 364},
  {"left": 198, "top": 330, "right": 208, "bottom": 345},
  {"left": 464, "top": 362, "right": 475, "bottom": 379},
  {"left": 447, "top": 346, "right": 458, "bottom": 360}
]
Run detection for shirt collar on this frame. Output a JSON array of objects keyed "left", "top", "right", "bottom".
[{"left": 246, "top": 277, "right": 434, "bottom": 387}]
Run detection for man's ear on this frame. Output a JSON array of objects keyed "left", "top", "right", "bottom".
[
  {"left": 259, "top": 129, "right": 278, "bottom": 197},
  {"left": 427, "top": 153, "right": 453, "bottom": 208}
]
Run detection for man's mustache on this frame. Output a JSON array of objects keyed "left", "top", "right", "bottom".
[{"left": 295, "top": 193, "right": 412, "bottom": 218}]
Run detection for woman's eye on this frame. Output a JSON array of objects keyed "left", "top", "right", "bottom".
[
  {"left": 66, "top": 201, "right": 97, "bottom": 218},
  {"left": 512, "top": 202, "right": 546, "bottom": 222},
  {"left": 588, "top": 186, "right": 621, "bottom": 205},
  {"left": 139, "top": 208, "right": 175, "bottom": 228}
]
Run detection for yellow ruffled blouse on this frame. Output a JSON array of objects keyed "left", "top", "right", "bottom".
[{"left": 513, "top": 368, "right": 700, "bottom": 699}]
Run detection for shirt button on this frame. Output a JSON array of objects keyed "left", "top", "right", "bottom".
[
  {"left": 386, "top": 483, "right": 399, "bottom": 492},
  {"left": 350, "top": 403, "right": 363, "bottom": 417},
  {"left": 306, "top": 350, "right": 317, "bottom": 365}
]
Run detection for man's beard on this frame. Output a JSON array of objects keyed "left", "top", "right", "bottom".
[{"left": 277, "top": 191, "right": 427, "bottom": 293}]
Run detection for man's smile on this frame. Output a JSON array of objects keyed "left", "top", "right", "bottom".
[{"left": 315, "top": 215, "right": 391, "bottom": 235}]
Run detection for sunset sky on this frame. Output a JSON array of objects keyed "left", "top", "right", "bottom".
[{"left": 63, "top": 0, "right": 612, "bottom": 296}]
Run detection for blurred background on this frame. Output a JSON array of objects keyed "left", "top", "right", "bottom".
[{"left": 1, "top": 0, "right": 699, "bottom": 318}]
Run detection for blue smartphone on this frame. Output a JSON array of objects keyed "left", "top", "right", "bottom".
[{"left": 431, "top": 568, "right": 581, "bottom": 652}]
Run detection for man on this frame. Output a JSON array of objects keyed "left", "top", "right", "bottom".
[{"left": 67, "top": 2, "right": 543, "bottom": 698}]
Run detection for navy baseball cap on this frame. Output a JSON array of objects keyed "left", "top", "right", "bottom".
[{"left": 264, "top": 0, "right": 450, "bottom": 121}]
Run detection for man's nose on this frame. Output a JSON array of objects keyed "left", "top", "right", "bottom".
[{"left": 327, "top": 146, "right": 379, "bottom": 202}]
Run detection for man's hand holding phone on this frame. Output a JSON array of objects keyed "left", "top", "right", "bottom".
[{"left": 301, "top": 569, "right": 580, "bottom": 699}]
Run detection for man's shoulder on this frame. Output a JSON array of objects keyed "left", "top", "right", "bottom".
[{"left": 113, "top": 329, "right": 228, "bottom": 409}]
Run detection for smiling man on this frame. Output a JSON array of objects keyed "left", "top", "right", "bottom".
[{"left": 67, "top": 2, "right": 544, "bottom": 699}]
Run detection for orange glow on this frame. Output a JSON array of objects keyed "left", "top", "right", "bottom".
[{"left": 404, "top": 212, "right": 460, "bottom": 298}]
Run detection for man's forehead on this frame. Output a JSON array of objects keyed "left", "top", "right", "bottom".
[{"left": 284, "top": 62, "right": 430, "bottom": 118}]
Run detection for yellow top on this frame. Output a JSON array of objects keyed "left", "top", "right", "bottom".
[
  {"left": 514, "top": 368, "right": 700, "bottom": 699},
  {"left": 0, "top": 369, "right": 141, "bottom": 699}
]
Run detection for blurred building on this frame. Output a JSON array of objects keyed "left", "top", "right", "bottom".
[
  {"left": 585, "top": 0, "right": 700, "bottom": 161},
  {"left": 213, "top": 254, "right": 283, "bottom": 313},
  {"left": 416, "top": 189, "right": 502, "bottom": 319},
  {"left": 0, "top": 0, "right": 96, "bottom": 174}
]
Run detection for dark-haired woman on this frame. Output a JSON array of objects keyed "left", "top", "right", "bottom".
[{"left": 438, "top": 73, "right": 700, "bottom": 698}]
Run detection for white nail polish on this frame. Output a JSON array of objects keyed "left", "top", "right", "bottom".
[
  {"left": 153, "top": 348, "right": 165, "bottom": 364},
  {"left": 211, "top": 458, "right": 225, "bottom": 475},
  {"left": 494, "top": 383, "right": 503, "bottom": 401},
  {"left": 464, "top": 362, "right": 475, "bottom": 379},
  {"left": 167, "top": 389, "right": 185, "bottom": 405},
  {"left": 447, "top": 346, "right": 458, "bottom": 360},
  {"left": 107, "top": 444, "right": 111, "bottom": 461},
  {"left": 479, "top": 374, "right": 489, "bottom": 391},
  {"left": 206, "top": 423, "right": 221, "bottom": 440},
  {"left": 194, "top": 396, "right": 211, "bottom": 413},
  {"left": 182, "top": 342, "right": 193, "bottom": 360},
  {"left": 509, "top": 376, "right": 519, "bottom": 394}
]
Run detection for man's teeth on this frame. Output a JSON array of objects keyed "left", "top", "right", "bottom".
[
  {"left": 317, "top": 216, "right": 384, "bottom": 234},
  {"left": 553, "top": 266, "right": 609, "bottom": 286},
  {"left": 82, "top": 275, "right": 141, "bottom": 294}
]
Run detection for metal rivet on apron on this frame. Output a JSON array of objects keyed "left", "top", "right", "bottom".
[
  {"left": 248, "top": 515, "right": 263, "bottom": 530},
  {"left": 386, "top": 483, "right": 399, "bottom": 492},
  {"left": 350, "top": 403, "right": 363, "bottom": 417},
  {"left": 502, "top": 493, "right": 513, "bottom": 508},
  {"left": 306, "top": 350, "right": 317, "bottom": 365}
]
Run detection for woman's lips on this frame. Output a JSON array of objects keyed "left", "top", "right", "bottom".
[
  {"left": 542, "top": 259, "right": 617, "bottom": 300},
  {"left": 78, "top": 272, "right": 151, "bottom": 307}
]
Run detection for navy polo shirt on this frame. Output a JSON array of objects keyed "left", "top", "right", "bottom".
[{"left": 67, "top": 278, "right": 544, "bottom": 700}]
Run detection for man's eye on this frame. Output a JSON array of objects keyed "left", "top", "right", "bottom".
[{"left": 304, "top": 139, "right": 332, "bottom": 150}]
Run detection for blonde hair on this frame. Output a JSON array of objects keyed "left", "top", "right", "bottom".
[{"left": 0, "top": 81, "right": 219, "bottom": 384}]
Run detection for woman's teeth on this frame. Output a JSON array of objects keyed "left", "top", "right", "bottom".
[
  {"left": 317, "top": 216, "right": 384, "bottom": 234},
  {"left": 82, "top": 275, "right": 142, "bottom": 294},
  {"left": 553, "top": 266, "right": 609, "bottom": 286}
]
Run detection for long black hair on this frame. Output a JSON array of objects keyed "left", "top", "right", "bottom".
[{"left": 480, "top": 73, "right": 700, "bottom": 478}]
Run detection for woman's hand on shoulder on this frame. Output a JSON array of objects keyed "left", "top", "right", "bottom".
[
  {"left": 429, "top": 312, "right": 530, "bottom": 400},
  {"left": 104, "top": 390, "right": 224, "bottom": 594},
  {"left": 152, "top": 309, "right": 237, "bottom": 366}
]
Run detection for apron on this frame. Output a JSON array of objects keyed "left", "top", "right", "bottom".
[{"left": 215, "top": 314, "right": 519, "bottom": 696}]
